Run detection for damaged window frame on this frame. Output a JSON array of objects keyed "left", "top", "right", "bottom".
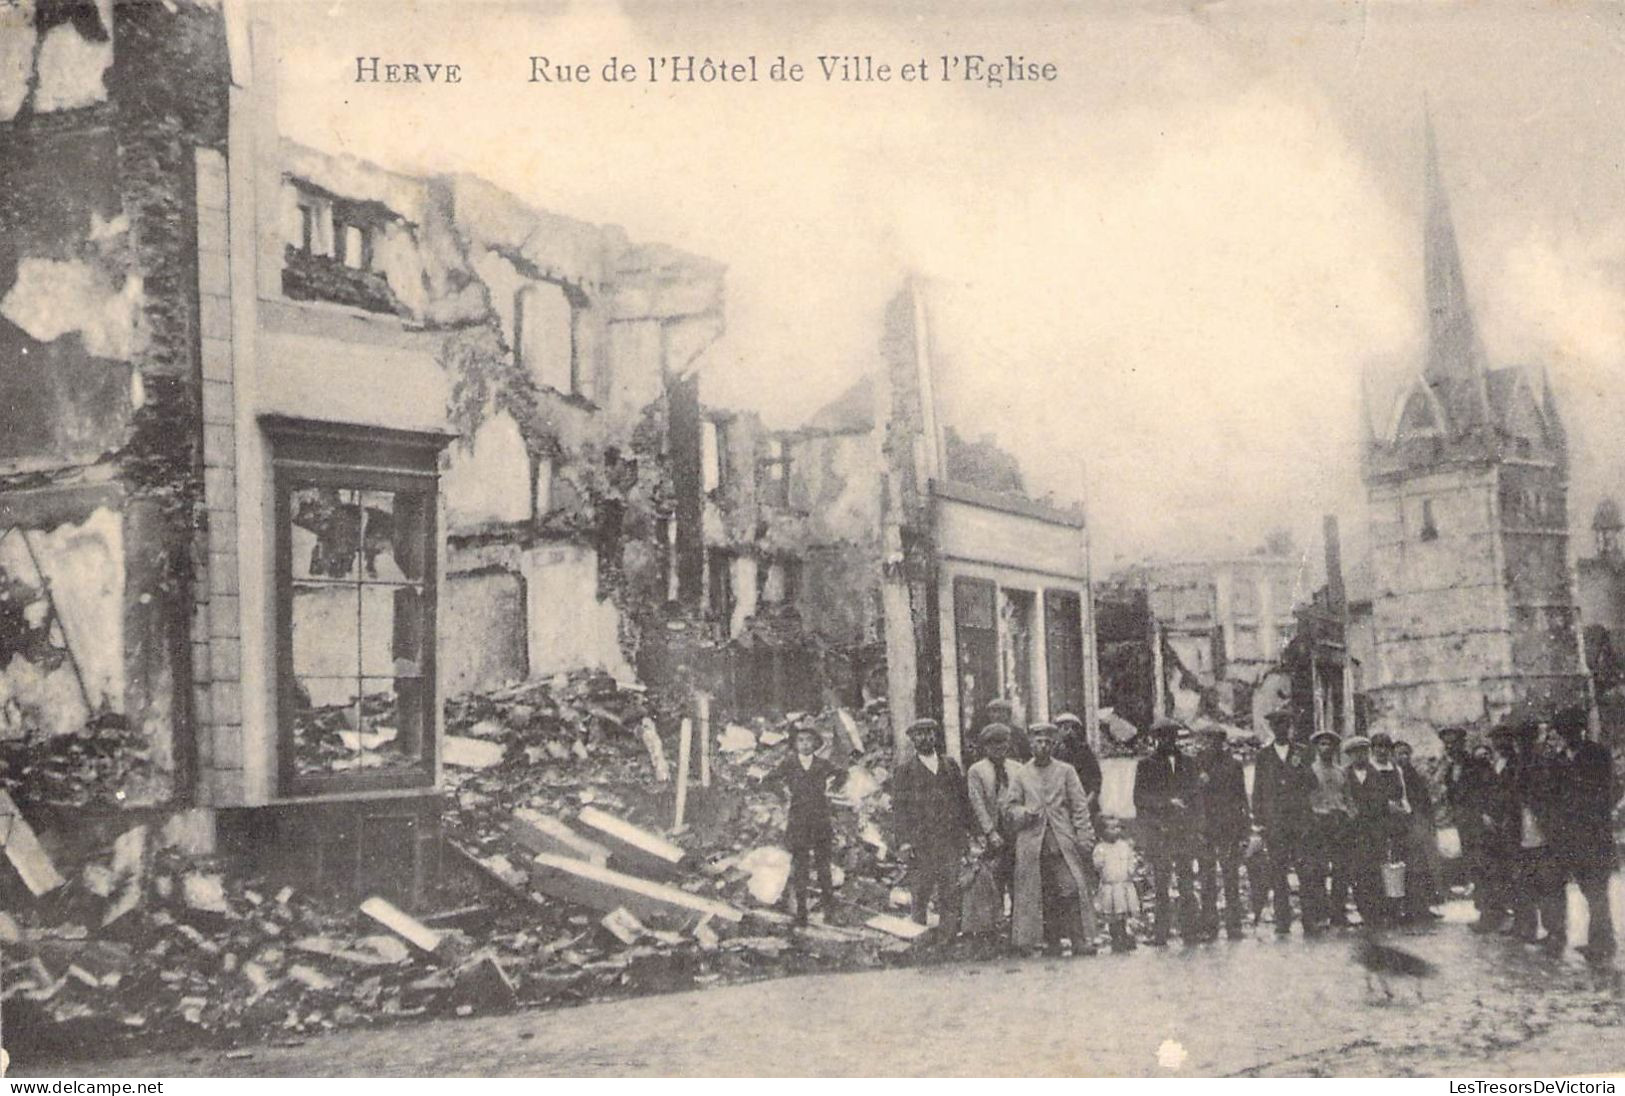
[{"left": 266, "top": 416, "right": 449, "bottom": 798}]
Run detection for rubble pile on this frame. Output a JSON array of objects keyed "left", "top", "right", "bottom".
[
  {"left": 3, "top": 671, "right": 925, "bottom": 1062},
  {"left": 440, "top": 671, "right": 905, "bottom": 923},
  {"left": 1, "top": 842, "right": 477, "bottom": 1058}
]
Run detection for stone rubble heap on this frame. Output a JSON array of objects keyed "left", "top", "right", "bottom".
[{"left": 1, "top": 670, "right": 922, "bottom": 1063}]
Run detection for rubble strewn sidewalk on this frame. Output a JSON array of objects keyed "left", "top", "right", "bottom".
[{"left": 1, "top": 671, "right": 927, "bottom": 1064}]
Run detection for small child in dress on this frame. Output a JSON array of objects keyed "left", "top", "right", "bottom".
[{"left": 1092, "top": 815, "right": 1140, "bottom": 953}]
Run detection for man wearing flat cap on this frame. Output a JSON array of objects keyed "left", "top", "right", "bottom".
[
  {"left": 1341, "top": 735, "right": 1389, "bottom": 925},
  {"left": 1008, "top": 722, "right": 1098, "bottom": 956},
  {"left": 1054, "top": 711, "right": 1104, "bottom": 828},
  {"left": 1302, "top": 728, "right": 1353, "bottom": 931},
  {"left": 1134, "top": 717, "right": 1199, "bottom": 944},
  {"left": 982, "top": 698, "right": 1031, "bottom": 763},
  {"left": 966, "top": 722, "right": 1021, "bottom": 912},
  {"left": 1251, "top": 708, "right": 1314, "bottom": 935},
  {"left": 894, "top": 717, "right": 974, "bottom": 937},
  {"left": 1506, "top": 719, "right": 1565, "bottom": 949}
]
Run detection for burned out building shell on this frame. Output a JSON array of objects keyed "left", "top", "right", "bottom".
[{"left": 1, "top": 7, "right": 724, "bottom": 886}]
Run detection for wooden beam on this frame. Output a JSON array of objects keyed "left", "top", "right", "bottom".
[
  {"left": 509, "top": 809, "right": 609, "bottom": 866},
  {"left": 578, "top": 805, "right": 685, "bottom": 878},
  {"left": 527, "top": 852, "right": 742, "bottom": 927},
  {"left": 359, "top": 895, "right": 442, "bottom": 953},
  {"left": 673, "top": 717, "right": 692, "bottom": 830},
  {"left": 0, "top": 790, "right": 65, "bottom": 897}
]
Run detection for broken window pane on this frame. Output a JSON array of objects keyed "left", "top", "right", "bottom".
[
  {"left": 292, "top": 486, "right": 365, "bottom": 580},
  {"left": 280, "top": 471, "right": 435, "bottom": 790},
  {"left": 291, "top": 674, "right": 362, "bottom": 777},
  {"left": 358, "top": 583, "right": 425, "bottom": 679},
  {"left": 360, "top": 677, "right": 428, "bottom": 775},
  {"left": 291, "top": 580, "right": 361, "bottom": 680}
]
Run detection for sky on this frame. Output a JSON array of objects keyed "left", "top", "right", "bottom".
[{"left": 265, "top": 0, "right": 1625, "bottom": 584}]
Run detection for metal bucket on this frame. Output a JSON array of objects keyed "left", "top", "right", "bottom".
[{"left": 1382, "top": 860, "right": 1407, "bottom": 899}]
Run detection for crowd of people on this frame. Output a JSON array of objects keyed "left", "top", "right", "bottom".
[{"left": 775, "top": 699, "right": 1620, "bottom": 963}]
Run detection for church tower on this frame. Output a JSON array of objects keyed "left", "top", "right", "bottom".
[{"left": 1361, "top": 118, "right": 1588, "bottom": 745}]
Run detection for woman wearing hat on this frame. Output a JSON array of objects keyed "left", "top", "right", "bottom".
[{"left": 775, "top": 723, "right": 838, "bottom": 926}]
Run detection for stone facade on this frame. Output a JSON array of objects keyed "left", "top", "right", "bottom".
[{"left": 1361, "top": 121, "right": 1588, "bottom": 748}]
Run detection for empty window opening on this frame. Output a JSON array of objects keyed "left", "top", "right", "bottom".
[{"left": 517, "top": 282, "right": 588, "bottom": 399}]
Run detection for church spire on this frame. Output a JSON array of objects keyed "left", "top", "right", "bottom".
[{"left": 1422, "top": 109, "right": 1491, "bottom": 427}]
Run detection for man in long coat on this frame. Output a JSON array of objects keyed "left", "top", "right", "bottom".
[
  {"left": 1008, "top": 722, "right": 1098, "bottom": 955},
  {"left": 894, "top": 717, "right": 973, "bottom": 936},
  {"left": 1251, "top": 708, "right": 1314, "bottom": 935},
  {"left": 1134, "top": 717, "right": 1198, "bottom": 944},
  {"left": 1552, "top": 706, "right": 1618, "bottom": 963}
]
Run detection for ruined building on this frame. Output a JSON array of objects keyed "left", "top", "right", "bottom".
[
  {"left": 1361, "top": 121, "right": 1588, "bottom": 745},
  {"left": 1, "top": 6, "right": 723, "bottom": 884},
  {"left": 692, "top": 282, "right": 1102, "bottom": 757}
]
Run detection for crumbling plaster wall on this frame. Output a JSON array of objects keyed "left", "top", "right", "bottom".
[
  {"left": 410, "top": 171, "right": 724, "bottom": 683},
  {"left": 701, "top": 403, "right": 884, "bottom": 648},
  {"left": 0, "top": 0, "right": 229, "bottom": 806}
]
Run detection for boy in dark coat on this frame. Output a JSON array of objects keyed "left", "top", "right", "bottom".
[{"left": 777, "top": 724, "right": 838, "bottom": 925}]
